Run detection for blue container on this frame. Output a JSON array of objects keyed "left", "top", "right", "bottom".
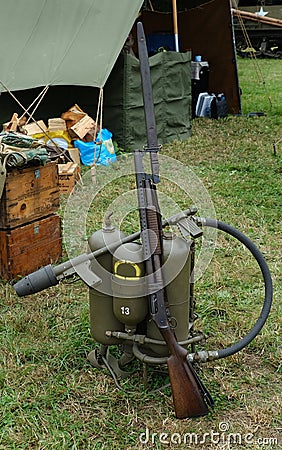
[
  {"left": 147, "top": 33, "right": 176, "bottom": 53},
  {"left": 74, "top": 129, "right": 116, "bottom": 166}
]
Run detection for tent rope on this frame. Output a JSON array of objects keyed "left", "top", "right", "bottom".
[
  {"left": 232, "top": 1, "right": 272, "bottom": 110},
  {"left": 91, "top": 87, "right": 104, "bottom": 184},
  {"left": 94, "top": 87, "right": 103, "bottom": 142},
  {"left": 0, "top": 81, "right": 51, "bottom": 133},
  {"left": 0, "top": 80, "right": 71, "bottom": 160},
  {"left": 19, "top": 85, "right": 50, "bottom": 124}
]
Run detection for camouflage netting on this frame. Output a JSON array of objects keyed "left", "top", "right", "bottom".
[{"left": 0, "top": 132, "right": 48, "bottom": 168}]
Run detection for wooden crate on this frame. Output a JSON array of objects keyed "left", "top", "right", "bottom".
[
  {"left": 58, "top": 162, "right": 80, "bottom": 194},
  {"left": 0, "top": 214, "right": 62, "bottom": 280},
  {"left": 0, "top": 163, "right": 59, "bottom": 229}
]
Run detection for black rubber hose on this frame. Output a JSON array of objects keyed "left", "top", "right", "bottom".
[{"left": 199, "top": 218, "right": 273, "bottom": 359}]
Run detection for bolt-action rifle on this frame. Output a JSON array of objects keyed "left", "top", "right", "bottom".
[{"left": 134, "top": 22, "right": 213, "bottom": 418}]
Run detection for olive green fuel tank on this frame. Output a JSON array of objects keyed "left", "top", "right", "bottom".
[
  {"left": 88, "top": 217, "right": 127, "bottom": 345},
  {"left": 112, "top": 242, "right": 147, "bottom": 332},
  {"left": 145, "top": 233, "right": 192, "bottom": 357}
]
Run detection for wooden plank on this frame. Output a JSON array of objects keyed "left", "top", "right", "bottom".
[
  {"left": 48, "top": 118, "right": 67, "bottom": 132},
  {"left": 23, "top": 120, "right": 47, "bottom": 136},
  {"left": 68, "top": 148, "right": 81, "bottom": 166},
  {"left": 70, "top": 114, "right": 96, "bottom": 139}
]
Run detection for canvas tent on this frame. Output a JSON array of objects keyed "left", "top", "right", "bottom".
[
  {"left": 102, "top": 0, "right": 241, "bottom": 150},
  {"left": 0, "top": 0, "right": 241, "bottom": 152},
  {"left": 0, "top": 0, "right": 143, "bottom": 91},
  {"left": 0, "top": 0, "right": 143, "bottom": 131},
  {"left": 137, "top": 0, "right": 241, "bottom": 115},
  {"left": 103, "top": 51, "right": 192, "bottom": 150}
]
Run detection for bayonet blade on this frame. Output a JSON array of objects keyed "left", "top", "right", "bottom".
[{"left": 137, "top": 21, "right": 160, "bottom": 183}]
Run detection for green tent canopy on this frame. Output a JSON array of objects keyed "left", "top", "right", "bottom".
[
  {"left": 0, "top": 0, "right": 143, "bottom": 92},
  {"left": 0, "top": 0, "right": 241, "bottom": 151}
]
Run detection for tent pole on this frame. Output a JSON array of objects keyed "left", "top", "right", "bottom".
[{"left": 172, "top": 0, "right": 179, "bottom": 52}]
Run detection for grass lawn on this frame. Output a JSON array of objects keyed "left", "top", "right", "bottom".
[{"left": 0, "top": 57, "right": 281, "bottom": 449}]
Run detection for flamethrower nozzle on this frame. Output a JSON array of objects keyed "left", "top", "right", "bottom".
[{"left": 13, "top": 265, "right": 59, "bottom": 297}]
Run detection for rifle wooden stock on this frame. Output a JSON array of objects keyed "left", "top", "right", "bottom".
[{"left": 161, "top": 327, "right": 211, "bottom": 418}]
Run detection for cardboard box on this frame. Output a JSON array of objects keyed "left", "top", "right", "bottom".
[
  {"left": 0, "top": 163, "right": 59, "bottom": 229},
  {"left": 58, "top": 162, "right": 80, "bottom": 194},
  {"left": 0, "top": 214, "right": 62, "bottom": 280}
]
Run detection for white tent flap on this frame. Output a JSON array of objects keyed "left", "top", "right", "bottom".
[{"left": 0, "top": 0, "right": 142, "bottom": 91}]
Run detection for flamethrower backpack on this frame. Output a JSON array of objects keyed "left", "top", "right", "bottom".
[{"left": 13, "top": 23, "right": 273, "bottom": 419}]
